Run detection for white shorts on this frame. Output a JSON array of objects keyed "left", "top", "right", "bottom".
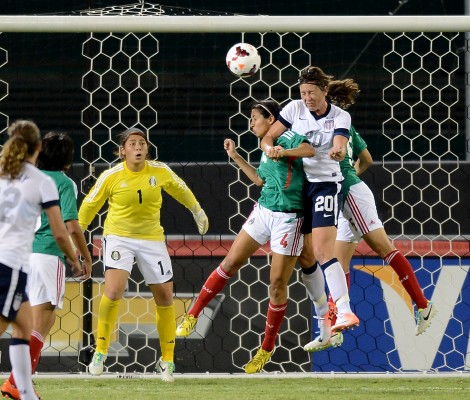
[
  {"left": 242, "top": 203, "right": 303, "bottom": 256},
  {"left": 341, "top": 181, "right": 383, "bottom": 242},
  {"left": 336, "top": 211, "right": 359, "bottom": 243},
  {"left": 29, "top": 253, "right": 66, "bottom": 309},
  {"left": 103, "top": 235, "right": 173, "bottom": 285}
]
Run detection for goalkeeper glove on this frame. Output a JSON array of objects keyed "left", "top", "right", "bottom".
[{"left": 191, "top": 203, "right": 209, "bottom": 235}]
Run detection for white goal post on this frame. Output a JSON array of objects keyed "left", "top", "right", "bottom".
[{"left": 0, "top": 15, "right": 470, "bottom": 33}]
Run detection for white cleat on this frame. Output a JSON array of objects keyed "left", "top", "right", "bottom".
[
  {"left": 415, "top": 302, "right": 437, "bottom": 335},
  {"left": 155, "top": 357, "right": 175, "bottom": 382},
  {"left": 304, "top": 332, "right": 343, "bottom": 352},
  {"left": 89, "top": 352, "right": 107, "bottom": 376}
]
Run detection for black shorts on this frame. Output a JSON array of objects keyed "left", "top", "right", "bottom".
[
  {"left": 301, "top": 180, "right": 343, "bottom": 233},
  {"left": 0, "top": 263, "right": 28, "bottom": 321}
]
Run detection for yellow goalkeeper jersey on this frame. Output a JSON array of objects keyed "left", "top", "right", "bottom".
[{"left": 78, "top": 160, "right": 198, "bottom": 241}]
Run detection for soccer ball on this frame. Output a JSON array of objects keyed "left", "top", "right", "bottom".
[{"left": 225, "top": 43, "right": 261, "bottom": 78}]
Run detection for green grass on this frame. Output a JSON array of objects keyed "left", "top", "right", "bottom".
[{"left": 28, "top": 376, "right": 470, "bottom": 400}]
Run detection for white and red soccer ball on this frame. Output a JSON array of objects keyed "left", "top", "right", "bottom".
[{"left": 225, "top": 42, "right": 261, "bottom": 78}]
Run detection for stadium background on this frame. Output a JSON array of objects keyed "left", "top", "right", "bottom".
[{"left": 0, "top": 0, "right": 469, "bottom": 374}]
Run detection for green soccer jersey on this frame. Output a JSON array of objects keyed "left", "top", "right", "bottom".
[
  {"left": 32, "top": 170, "right": 79, "bottom": 260},
  {"left": 257, "top": 130, "right": 309, "bottom": 212},
  {"left": 340, "top": 125, "right": 368, "bottom": 199}
]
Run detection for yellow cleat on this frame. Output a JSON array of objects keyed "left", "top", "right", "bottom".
[
  {"left": 244, "top": 347, "right": 273, "bottom": 374},
  {"left": 175, "top": 314, "right": 198, "bottom": 337}
]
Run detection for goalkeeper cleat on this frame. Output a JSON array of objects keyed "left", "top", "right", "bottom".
[
  {"left": 1, "top": 380, "right": 19, "bottom": 400},
  {"left": 155, "top": 357, "right": 175, "bottom": 383},
  {"left": 415, "top": 301, "right": 437, "bottom": 336},
  {"left": 304, "top": 331, "right": 343, "bottom": 353},
  {"left": 88, "top": 351, "right": 107, "bottom": 376},
  {"left": 175, "top": 314, "right": 198, "bottom": 337},
  {"left": 331, "top": 312, "right": 359, "bottom": 332},
  {"left": 244, "top": 347, "right": 273, "bottom": 374}
]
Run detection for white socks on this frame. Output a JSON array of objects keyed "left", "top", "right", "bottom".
[
  {"left": 323, "top": 259, "right": 352, "bottom": 314},
  {"left": 301, "top": 264, "right": 328, "bottom": 316},
  {"left": 9, "top": 340, "right": 38, "bottom": 400}
]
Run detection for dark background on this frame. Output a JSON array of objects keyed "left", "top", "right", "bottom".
[
  {"left": 0, "top": 0, "right": 466, "bottom": 162},
  {"left": 0, "top": 1, "right": 468, "bottom": 236}
]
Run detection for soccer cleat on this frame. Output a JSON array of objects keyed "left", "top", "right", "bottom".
[
  {"left": 415, "top": 301, "right": 437, "bottom": 336},
  {"left": 304, "top": 331, "right": 344, "bottom": 352},
  {"left": 331, "top": 312, "right": 359, "bottom": 332},
  {"left": 304, "top": 303, "right": 335, "bottom": 352},
  {"left": 88, "top": 351, "right": 107, "bottom": 376},
  {"left": 155, "top": 357, "right": 175, "bottom": 383},
  {"left": 328, "top": 299, "right": 338, "bottom": 326},
  {"left": 175, "top": 314, "right": 198, "bottom": 337},
  {"left": 1, "top": 380, "right": 19, "bottom": 400},
  {"left": 329, "top": 332, "right": 344, "bottom": 347},
  {"left": 244, "top": 347, "right": 273, "bottom": 374}
]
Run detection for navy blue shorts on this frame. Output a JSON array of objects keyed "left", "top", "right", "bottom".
[
  {"left": 302, "top": 181, "right": 343, "bottom": 233},
  {"left": 0, "top": 263, "right": 28, "bottom": 321}
]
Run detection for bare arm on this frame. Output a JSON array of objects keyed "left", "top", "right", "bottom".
[
  {"left": 66, "top": 219, "right": 92, "bottom": 279},
  {"left": 224, "top": 138, "right": 264, "bottom": 186},
  {"left": 354, "top": 148, "right": 373, "bottom": 176},
  {"left": 260, "top": 120, "right": 288, "bottom": 155},
  {"left": 329, "top": 135, "right": 349, "bottom": 161},
  {"left": 45, "top": 205, "right": 82, "bottom": 275},
  {"left": 276, "top": 142, "right": 315, "bottom": 158}
]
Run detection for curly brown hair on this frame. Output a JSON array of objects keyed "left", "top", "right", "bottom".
[
  {"left": 298, "top": 66, "right": 334, "bottom": 91},
  {"left": 328, "top": 79, "right": 361, "bottom": 109},
  {"left": 0, "top": 120, "right": 41, "bottom": 179}
]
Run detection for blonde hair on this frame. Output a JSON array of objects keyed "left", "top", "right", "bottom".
[
  {"left": 328, "top": 79, "right": 361, "bottom": 109},
  {"left": 0, "top": 120, "right": 41, "bottom": 179}
]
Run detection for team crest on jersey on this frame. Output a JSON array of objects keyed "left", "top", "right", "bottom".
[
  {"left": 149, "top": 176, "right": 157, "bottom": 187},
  {"left": 111, "top": 250, "right": 121, "bottom": 261},
  {"left": 324, "top": 119, "right": 334, "bottom": 130}
]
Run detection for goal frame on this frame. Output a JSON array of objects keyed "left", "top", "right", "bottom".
[{"left": 0, "top": 15, "right": 470, "bottom": 33}]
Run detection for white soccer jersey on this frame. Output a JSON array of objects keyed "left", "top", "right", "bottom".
[
  {"left": 0, "top": 163, "right": 59, "bottom": 273},
  {"left": 278, "top": 100, "right": 351, "bottom": 183}
]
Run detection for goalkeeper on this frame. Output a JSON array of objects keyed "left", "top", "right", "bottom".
[{"left": 78, "top": 127, "right": 208, "bottom": 383}]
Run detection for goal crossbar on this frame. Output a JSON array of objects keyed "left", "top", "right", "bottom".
[{"left": 0, "top": 15, "right": 469, "bottom": 33}]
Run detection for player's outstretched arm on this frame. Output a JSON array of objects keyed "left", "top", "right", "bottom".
[
  {"left": 224, "top": 138, "right": 264, "bottom": 186},
  {"left": 277, "top": 142, "right": 315, "bottom": 159}
]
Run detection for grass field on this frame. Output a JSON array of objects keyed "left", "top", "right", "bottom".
[{"left": 19, "top": 375, "right": 470, "bottom": 400}]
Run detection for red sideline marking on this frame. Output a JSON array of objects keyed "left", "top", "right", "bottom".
[{"left": 91, "top": 237, "right": 469, "bottom": 258}]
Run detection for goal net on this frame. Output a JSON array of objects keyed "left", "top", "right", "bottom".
[{"left": 0, "top": 1, "right": 468, "bottom": 374}]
